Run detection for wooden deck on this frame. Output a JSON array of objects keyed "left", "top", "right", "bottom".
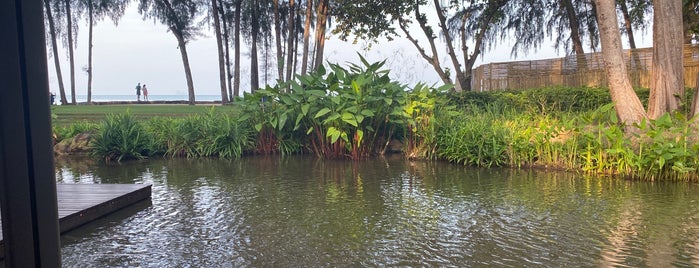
[{"left": 0, "top": 184, "right": 151, "bottom": 258}]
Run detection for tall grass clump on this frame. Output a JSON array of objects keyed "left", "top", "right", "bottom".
[
  {"left": 146, "top": 108, "right": 256, "bottom": 158},
  {"left": 436, "top": 111, "right": 510, "bottom": 167},
  {"left": 91, "top": 112, "right": 152, "bottom": 162},
  {"left": 403, "top": 83, "right": 455, "bottom": 159}
]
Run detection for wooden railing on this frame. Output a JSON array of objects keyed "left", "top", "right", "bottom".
[{"left": 471, "top": 45, "right": 699, "bottom": 91}]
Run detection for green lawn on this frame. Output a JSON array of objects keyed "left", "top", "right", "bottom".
[{"left": 51, "top": 104, "right": 240, "bottom": 127}]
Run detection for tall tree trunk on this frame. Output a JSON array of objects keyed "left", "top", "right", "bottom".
[
  {"left": 313, "top": 0, "right": 328, "bottom": 71},
  {"left": 432, "top": 0, "right": 466, "bottom": 91},
  {"left": 273, "top": 0, "right": 284, "bottom": 81},
  {"left": 301, "top": 0, "right": 312, "bottom": 75},
  {"left": 293, "top": 16, "right": 299, "bottom": 76},
  {"left": 173, "top": 30, "right": 196, "bottom": 105},
  {"left": 234, "top": 0, "right": 241, "bottom": 97},
  {"left": 595, "top": 0, "right": 647, "bottom": 128},
  {"left": 65, "top": 0, "right": 76, "bottom": 104},
  {"left": 562, "top": 0, "right": 588, "bottom": 69},
  {"left": 87, "top": 0, "right": 93, "bottom": 104},
  {"left": 44, "top": 0, "right": 67, "bottom": 105},
  {"left": 264, "top": 33, "right": 269, "bottom": 84},
  {"left": 648, "top": 0, "right": 684, "bottom": 119},
  {"left": 250, "top": 0, "right": 260, "bottom": 92},
  {"left": 212, "top": 0, "right": 228, "bottom": 104},
  {"left": 285, "top": 0, "right": 296, "bottom": 88},
  {"left": 618, "top": 0, "right": 642, "bottom": 69},
  {"left": 618, "top": 0, "right": 637, "bottom": 49},
  {"left": 219, "top": 1, "right": 233, "bottom": 101},
  {"left": 691, "top": 76, "right": 699, "bottom": 118}
]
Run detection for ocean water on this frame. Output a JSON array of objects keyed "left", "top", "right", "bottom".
[{"left": 57, "top": 95, "right": 223, "bottom": 103}]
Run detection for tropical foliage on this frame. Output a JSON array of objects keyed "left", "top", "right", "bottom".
[
  {"left": 64, "top": 56, "right": 699, "bottom": 182},
  {"left": 91, "top": 112, "right": 152, "bottom": 162}
]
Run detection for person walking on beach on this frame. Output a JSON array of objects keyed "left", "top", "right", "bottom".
[
  {"left": 136, "top": 82, "right": 142, "bottom": 101},
  {"left": 142, "top": 84, "right": 149, "bottom": 101}
]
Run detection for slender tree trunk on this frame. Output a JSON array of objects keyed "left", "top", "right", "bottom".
[
  {"left": 212, "top": 0, "right": 228, "bottom": 104},
  {"left": 44, "top": 0, "right": 67, "bottom": 105},
  {"left": 648, "top": 0, "right": 684, "bottom": 119},
  {"left": 173, "top": 30, "right": 196, "bottom": 105},
  {"left": 87, "top": 0, "right": 93, "bottom": 104},
  {"left": 432, "top": 0, "right": 465, "bottom": 91},
  {"left": 293, "top": 19, "right": 299, "bottom": 76},
  {"left": 273, "top": 0, "right": 284, "bottom": 81},
  {"left": 251, "top": 0, "right": 260, "bottom": 92},
  {"left": 65, "top": 0, "right": 76, "bottom": 104},
  {"left": 310, "top": 40, "right": 316, "bottom": 71},
  {"left": 691, "top": 76, "right": 699, "bottom": 118},
  {"left": 219, "top": 0, "right": 233, "bottom": 101},
  {"left": 234, "top": 0, "right": 241, "bottom": 97},
  {"left": 460, "top": 11, "right": 469, "bottom": 90},
  {"left": 595, "top": 0, "right": 647, "bottom": 128},
  {"left": 285, "top": 0, "right": 296, "bottom": 88},
  {"left": 264, "top": 33, "right": 269, "bottom": 85},
  {"left": 313, "top": 0, "right": 329, "bottom": 71},
  {"left": 618, "top": 0, "right": 642, "bottom": 69},
  {"left": 301, "top": 0, "right": 312, "bottom": 75},
  {"left": 562, "top": 0, "right": 588, "bottom": 69},
  {"left": 618, "top": 0, "right": 637, "bottom": 49}
]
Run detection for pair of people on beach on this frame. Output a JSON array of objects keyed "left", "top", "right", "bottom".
[{"left": 136, "top": 83, "right": 149, "bottom": 101}]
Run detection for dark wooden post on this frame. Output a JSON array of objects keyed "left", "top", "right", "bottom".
[{"left": 0, "top": 0, "right": 62, "bottom": 266}]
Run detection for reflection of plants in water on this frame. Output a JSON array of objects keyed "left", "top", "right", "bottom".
[
  {"left": 56, "top": 156, "right": 154, "bottom": 184},
  {"left": 55, "top": 156, "right": 98, "bottom": 183},
  {"left": 89, "top": 159, "right": 153, "bottom": 184},
  {"left": 54, "top": 155, "right": 699, "bottom": 265}
]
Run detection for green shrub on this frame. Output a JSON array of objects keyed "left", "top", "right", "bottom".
[
  {"left": 436, "top": 113, "right": 510, "bottom": 167},
  {"left": 145, "top": 108, "right": 256, "bottom": 158},
  {"left": 447, "top": 86, "right": 612, "bottom": 114},
  {"left": 91, "top": 112, "right": 152, "bottom": 162},
  {"left": 54, "top": 121, "right": 99, "bottom": 142},
  {"left": 240, "top": 55, "right": 413, "bottom": 159}
]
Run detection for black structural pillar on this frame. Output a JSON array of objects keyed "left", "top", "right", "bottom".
[{"left": 0, "top": 0, "right": 62, "bottom": 266}]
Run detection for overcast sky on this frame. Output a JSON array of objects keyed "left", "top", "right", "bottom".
[{"left": 46, "top": 4, "right": 652, "bottom": 97}]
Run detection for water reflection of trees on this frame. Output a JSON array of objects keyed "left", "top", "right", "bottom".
[{"left": 596, "top": 181, "right": 699, "bottom": 267}]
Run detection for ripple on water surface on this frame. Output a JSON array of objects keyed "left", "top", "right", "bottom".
[{"left": 57, "top": 156, "right": 699, "bottom": 267}]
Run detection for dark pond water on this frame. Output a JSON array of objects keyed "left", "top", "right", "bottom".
[{"left": 55, "top": 155, "right": 699, "bottom": 267}]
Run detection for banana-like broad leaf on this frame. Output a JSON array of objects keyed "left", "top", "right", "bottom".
[
  {"left": 327, "top": 127, "right": 341, "bottom": 143},
  {"left": 302, "top": 104, "right": 310, "bottom": 116},
  {"left": 342, "top": 113, "right": 358, "bottom": 127},
  {"left": 315, "top": 108, "right": 331, "bottom": 118}
]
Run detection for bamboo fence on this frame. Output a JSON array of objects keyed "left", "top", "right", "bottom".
[{"left": 471, "top": 44, "right": 699, "bottom": 91}]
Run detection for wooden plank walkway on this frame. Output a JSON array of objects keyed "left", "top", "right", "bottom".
[{"left": 0, "top": 184, "right": 151, "bottom": 258}]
